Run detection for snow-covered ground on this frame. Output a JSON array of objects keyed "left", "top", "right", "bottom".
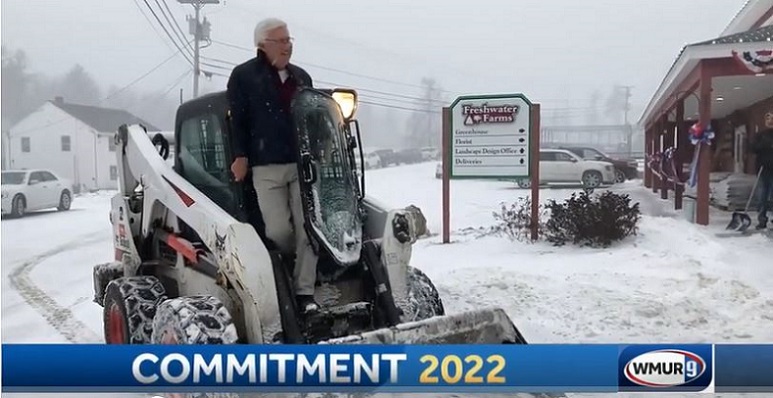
[
  {"left": 2, "top": 161, "right": 772, "bottom": 398},
  {"left": 2, "top": 191, "right": 114, "bottom": 344},
  {"left": 364, "top": 163, "right": 773, "bottom": 345}
]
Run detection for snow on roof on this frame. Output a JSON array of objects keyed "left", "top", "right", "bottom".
[
  {"left": 50, "top": 97, "right": 161, "bottom": 133},
  {"left": 721, "top": 0, "right": 773, "bottom": 37}
]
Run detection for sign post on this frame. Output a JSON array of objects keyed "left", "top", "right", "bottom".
[
  {"left": 529, "top": 103, "right": 541, "bottom": 241},
  {"left": 442, "top": 107, "right": 452, "bottom": 244},
  {"left": 442, "top": 94, "right": 540, "bottom": 243}
]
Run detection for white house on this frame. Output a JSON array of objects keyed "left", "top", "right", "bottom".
[{"left": 6, "top": 97, "right": 162, "bottom": 192}]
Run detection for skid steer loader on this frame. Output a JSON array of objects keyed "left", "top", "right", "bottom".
[{"left": 92, "top": 87, "right": 528, "bottom": 345}]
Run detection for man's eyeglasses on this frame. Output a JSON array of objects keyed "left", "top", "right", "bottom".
[{"left": 265, "top": 37, "right": 294, "bottom": 44}]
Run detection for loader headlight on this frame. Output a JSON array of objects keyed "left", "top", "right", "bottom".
[{"left": 332, "top": 89, "right": 357, "bottom": 120}]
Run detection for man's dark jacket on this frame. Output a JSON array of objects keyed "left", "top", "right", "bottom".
[
  {"left": 751, "top": 128, "right": 773, "bottom": 177},
  {"left": 227, "top": 50, "right": 313, "bottom": 167}
]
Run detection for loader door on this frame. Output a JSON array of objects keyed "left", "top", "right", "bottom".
[
  {"left": 175, "top": 111, "right": 238, "bottom": 215},
  {"left": 292, "top": 88, "right": 363, "bottom": 267}
]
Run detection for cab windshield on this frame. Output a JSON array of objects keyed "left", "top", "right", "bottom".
[{"left": 293, "top": 89, "right": 363, "bottom": 266}]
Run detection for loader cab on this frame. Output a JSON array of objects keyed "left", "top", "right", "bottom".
[
  {"left": 172, "top": 93, "right": 236, "bottom": 211},
  {"left": 172, "top": 88, "right": 367, "bottom": 265},
  {"left": 172, "top": 91, "right": 268, "bottom": 243}
]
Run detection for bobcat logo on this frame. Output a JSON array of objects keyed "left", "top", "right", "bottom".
[{"left": 215, "top": 231, "right": 226, "bottom": 252}]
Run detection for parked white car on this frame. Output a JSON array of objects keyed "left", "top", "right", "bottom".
[
  {"left": 421, "top": 147, "right": 440, "bottom": 161},
  {"left": 364, "top": 151, "right": 382, "bottom": 169},
  {"left": 516, "top": 149, "right": 615, "bottom": 189},
  {"left": 353, "top": 151, "right": 382, "bottom": 171},
  {"left": 1, "top": 169, "right": 74, "bottom": 218}
]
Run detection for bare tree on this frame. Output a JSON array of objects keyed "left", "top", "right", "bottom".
[
  {"left": 103, "top": 85, "right": 179, "bottom": 130},
  {"left": 2, "top": 45, "right": 185, "bottom": 133},
  {"left": 2, "top": 46, "right": 36, "bottom": 131},
  {"left": 604, "top": 85, "right": 631, "bottom": 125},
  {"left": 586, "top": 90, "right": 602, "bottom": 125},
  {"left": 53, "top": 64, "right": 103, "bottom": 105},
  {"left": 407, "top": 77, "right": 443, "bottom": 149}
]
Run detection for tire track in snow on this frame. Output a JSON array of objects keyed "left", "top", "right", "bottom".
[{"left": 9, "top": 232, "right": 107, "bottom": 343}]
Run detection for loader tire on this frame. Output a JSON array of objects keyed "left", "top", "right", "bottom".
[
  {"left": 401, "top": 266, "right": 445, "bottom": 322},
  {"left": 93, "top": 262, "right": 125, "bottom": 306},
  {"left": 151, "top": 296, "right": 239, "bottom": 344},
  {"left": 103, "top": 276, "right": 167, "bottom": 344}
]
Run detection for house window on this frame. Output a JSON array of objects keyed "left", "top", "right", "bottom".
[
  {"left": 61, "top": 136, "right": 71, "bottom": 152},
  {"left": 110, "top": 166, "right": 118, "bottom": 181},
  {"left": 21, "top": 137, "right": 30, "bottom": 153}
]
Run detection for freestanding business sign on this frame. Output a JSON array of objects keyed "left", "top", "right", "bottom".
[
  {"left": 441, "top": 94, "right": 540, "bottom": 244},
  {"left": 448, "top": 94, "right": 532, "bottom": 179}
]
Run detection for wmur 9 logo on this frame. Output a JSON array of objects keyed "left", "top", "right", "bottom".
[{"left": 618, "top": 345, "right": 713, "bottom": 392}]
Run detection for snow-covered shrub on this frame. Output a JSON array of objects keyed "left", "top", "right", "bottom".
[
  {"left": 543, "top": 190, "right": 641, "bottom": 248},
  {"left": 491, "top": 197, "right": 547, "bottom": 243}
]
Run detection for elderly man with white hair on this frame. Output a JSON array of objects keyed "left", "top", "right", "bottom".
[{"left": 227, "top": 18, "right": 320, "bottom": 313}]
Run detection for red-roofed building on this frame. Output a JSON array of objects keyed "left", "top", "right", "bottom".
[{"left": 638, "top": 0, "right": 773, "bottom": 225}]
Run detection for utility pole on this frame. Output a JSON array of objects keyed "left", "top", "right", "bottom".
[
  {"left": 620, "top": 85, "right": 634, "bottom": 156},
  {"left": 179, "top": 0, "right": 219, "bottom": 98},
  {"left": 2, "top": 130, "right": 11, "bottom": 170},
  {"left": 621, "top": 85, "right": 633, "bottom": 125}
]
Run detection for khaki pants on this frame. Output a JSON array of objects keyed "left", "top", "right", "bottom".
[{"left": 251, "top": 164, "right": 318, "bottom": 295}]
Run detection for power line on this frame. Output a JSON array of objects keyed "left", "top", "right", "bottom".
[
  {"left": 199, "top": 56, "right": 451, "bottom": 105},
  {"left": 199, "top": 70, "right": 441, "bottom": 114},
  {"left": 131, "top": 0, "right": 175, "bottom": 53},
  {"left": 359, "top": 100, "right": 441, "bottom": 114},
  {"left": 209, "top": 39, "right": 252, "bottom": 52},
  {"left": 210, "top": 39, "right": 461, "bottom": 95},
  {"left": 146, "top": 69, "right": 194, "bottom": 107},
  {"left": 160, "top": 69, "right": 193, "bottom": 97},
  {"left": 105, "top": 44, "right": 191, "bottom": 101},
  {"left": 155, "top": 0, "right": 194, "bottom": 59},
  {"left": 141, "top": 0, "right": 194, "bottom": 65},
  {"left": 198, "top": 51, "right": 610, "bottom": 117},
  {"left": 199, "top": 61, "right": 232, "bottom": 71},
  {"left": 200, "top": 60, "right": 607, "bottom": 116},
  {"left": 215, "top": 3, "right": 479, "bottom": 80},
  {"left": 11, "top": 48, "right": 191, "bottom": 135},
  {"left": 200, "top": 56, "right": 234, "bottom": 65}
]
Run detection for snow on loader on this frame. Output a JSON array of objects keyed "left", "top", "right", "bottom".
[{"left": 92, "top": 87, "right": 527, "bottom": 345}]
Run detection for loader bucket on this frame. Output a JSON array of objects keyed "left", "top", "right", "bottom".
[{"left": 319, "top": 308, "right": 527, "bottom": 345}]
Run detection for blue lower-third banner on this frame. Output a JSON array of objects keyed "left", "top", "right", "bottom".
[{"left": 2, "top": 343, "right": 767, "bottom": 393}]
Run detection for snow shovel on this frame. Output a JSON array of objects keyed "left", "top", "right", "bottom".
[{"left": 726, "top": 167, "right": 764, "bottom": 232}]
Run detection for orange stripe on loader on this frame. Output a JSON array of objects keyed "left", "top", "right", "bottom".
[{"left": 164, "top": 233, "right": 201, "bottom": 264}]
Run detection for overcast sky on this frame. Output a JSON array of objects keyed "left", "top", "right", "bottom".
[{"left": 1, "top": 0, "right": 749, "bottom": 125}]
